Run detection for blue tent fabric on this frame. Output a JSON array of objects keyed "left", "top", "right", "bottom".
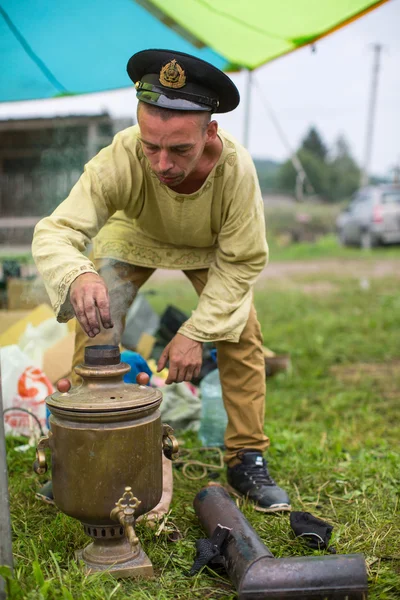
[{"left": 0, "top": 0, "right": 228, "bottom": 102}]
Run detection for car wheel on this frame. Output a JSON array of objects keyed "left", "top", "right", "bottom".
[
  {"left": 337, "top": 229, "right": 348, "bottom": 246},
  {"left": 360, "top": 229, "right": 376, "bottom": 250}
]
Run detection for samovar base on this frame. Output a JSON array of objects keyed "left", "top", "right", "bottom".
[
  {"left": 76, "top": 529, "right": 153, "bottom": 578},
  {"left": 76, "top": 544, "right": 153, "bottom": 578}
]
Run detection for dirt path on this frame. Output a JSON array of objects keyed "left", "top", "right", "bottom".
[
  {"left": 150, "top": 258, "right": 400, "bottom": 282},
  {"left": 2, "top": 255, "right": 397, "bottom": 283},
  {"left": 260, "top": 258, "right": 400, "bottom": 279}
]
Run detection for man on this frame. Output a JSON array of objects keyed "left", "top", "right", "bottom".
[{"left": 32, "top": 49, "right": 290, "bottom": 513}]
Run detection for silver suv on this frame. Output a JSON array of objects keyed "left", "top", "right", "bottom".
[{"left": 336, "top": 185, "right": 400, "bottom": 249}]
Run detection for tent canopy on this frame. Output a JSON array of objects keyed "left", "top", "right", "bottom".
[
  {"left": 0, "top": 0, "right": 387, "bottom": 103},
  {"left": 140, "top": 0, "right": 387, "bottom": 69}
]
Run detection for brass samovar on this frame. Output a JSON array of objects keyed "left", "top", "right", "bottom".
[{"left": 34, "top": 344, "right": 178, "bottom": 577}]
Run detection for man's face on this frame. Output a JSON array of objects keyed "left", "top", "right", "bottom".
[{"left": 138, "top": 106, "right": 213, "bottom": 187}]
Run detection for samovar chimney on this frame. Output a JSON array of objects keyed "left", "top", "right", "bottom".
[{"left": 84, "top": 344, "right": 121, "bottom": 365}]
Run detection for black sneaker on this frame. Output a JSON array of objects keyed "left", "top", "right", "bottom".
[
  {"left": 35, "top": 480, "right": 55, "bottom": 506},
  {"left": 226, "top": 450, "right": 291, "bottom": 513}
]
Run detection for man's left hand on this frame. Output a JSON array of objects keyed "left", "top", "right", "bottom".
[{"left": 157, "top": 333, "right": 202, "bottom": 384}]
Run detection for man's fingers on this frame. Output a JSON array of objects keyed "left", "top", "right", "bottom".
[
  {"left": 160, "top": 335, "right": 203, "bottom": 383},
  {"left": 165, "top": 362, "right": 179, "bottom": 384},
  {"left": 95, "top": 290, "right": 113, "bottom": 329},
  {"left": 167, "top": 364, "right": 197, "bottom": 384},
  {"left": 73, "top": 298, "right": 93, "bottom": 337},
  {"left": 157, "top": 344, "right": 170, "bottom": 372},
  {"left": 193, "top": 365, "right": 202, "bottom": 380},
  {"left": 70, "top": 273, "right": 112, "bottom": 337},
  {"left": 175, "top": 368, "right": 185, "bottom": 384},
  {"left": 184, "top": 366, "right": 195, "bottom": 382},
  {"left": 83, "top": 296, "right": 101, "bottom": 335}
]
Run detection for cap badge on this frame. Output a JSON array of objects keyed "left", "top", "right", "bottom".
[{"left": 159, "top": 59, "right": 186, "bottom": 89}]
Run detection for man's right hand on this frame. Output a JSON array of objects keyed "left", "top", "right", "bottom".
[{"left": 70, "top": 273, "right": 113, "bottom": 337}]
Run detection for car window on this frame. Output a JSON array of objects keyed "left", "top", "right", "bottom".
[
  {"left": 352, "top": 193, "right": 363, "bottom": 203},
  {"left": 380, "top": 191, "right": 400, "bottom": 205},
  {"left": 358, "top": 192, "right": 373, "bottom": 203},
  {"left": 347, "top": 189, "right": 374, "bottom": 212}
]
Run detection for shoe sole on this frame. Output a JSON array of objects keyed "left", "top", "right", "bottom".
[
  {"left": 35, "top": 492, "right": 56, "bottom": 506},
  {"left": 225, "top": 484, "right": 291, "bottom": 513}
]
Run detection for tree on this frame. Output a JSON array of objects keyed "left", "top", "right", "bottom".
[
  {"left": 277, "top": 149, "right": 329, "bottom": 198},
  {"left": 276, "top": 129, "right": 362, "bottom": 202},
  {"left": 327, "top": 135, "right": 361, "bottom": 201},
  {"left": 253, "top": 159, "right": 280, "bottom": 193},
  {"left": 301, "top": 126, "right": 328, "bottom": 161},
  {"left": 277, "top": 126, "right": 330, "bottom": 199}
]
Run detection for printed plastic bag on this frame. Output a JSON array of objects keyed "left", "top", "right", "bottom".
[{"left": 1, "top": 345, "right": 53, "bottom": 437}]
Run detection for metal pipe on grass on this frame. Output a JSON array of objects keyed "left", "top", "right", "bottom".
[{"left": 194, "top": 484, "right": 368, "bottom": 599}]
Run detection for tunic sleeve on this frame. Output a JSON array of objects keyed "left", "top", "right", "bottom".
[
  {"left": 178, "top": 168, "right": 268, "bottom": 343},
  {"left": 32, "top": 133, "right": 139, "bottom": 322}
]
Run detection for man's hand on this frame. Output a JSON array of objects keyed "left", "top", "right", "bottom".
[
  {"left": 157, "top": 333, "right": 202, "bottom": 384},
  {"left": 70, "top": 273, "right": 113, "bottom": 337}
]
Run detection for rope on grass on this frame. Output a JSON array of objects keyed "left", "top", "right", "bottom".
[{"left": 175, "top": 447, "right": 224, "bottom": 480}]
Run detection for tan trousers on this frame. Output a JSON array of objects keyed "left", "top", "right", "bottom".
[{"left": 71, "top": 260, "right": 269, "bottom": 463}]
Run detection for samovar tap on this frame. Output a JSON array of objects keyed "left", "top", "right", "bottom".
[{"left": 110, "top": 486, "right": 141, "bottom": 550}]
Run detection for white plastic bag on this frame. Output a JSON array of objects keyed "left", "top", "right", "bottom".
[
  {"left": 1, "top": 345, "right": 53, "bottom": 437},
  {"left": 19, "top": 318, "right": 68, "bottom": 368}
]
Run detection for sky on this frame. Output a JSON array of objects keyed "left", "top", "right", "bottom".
[{"left": 0, "top": 0, "right": 399, "bottom": 176}]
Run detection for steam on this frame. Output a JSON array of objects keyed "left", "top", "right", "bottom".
[{"left": 100, "top": 260, "right": 140, "bottom": 344}]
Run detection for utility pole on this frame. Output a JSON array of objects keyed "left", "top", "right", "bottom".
[
  {"left": 243, "top": 69, "right": 253, "bottom": 149},
  {"left": 361, "top": 43, "right": 383, "bottom": 187}
]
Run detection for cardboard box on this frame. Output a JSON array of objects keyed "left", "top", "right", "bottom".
[
  {"left": 43, "top": 331, "right": 75, "bottom": 383},
  {"left": 7, "top": 277, "right": 49, "bottom": 310},
  {"left": 0, "top": 304, "right": 76, "bottom": 383},
  {"left": 0, "top": 304, "right": 54, "bottom": 347},
  {"left": 0, "top": 305, "right": 75, "bottom": 346},
  {"left": 0, "top": 310, "right": 30, "bottom": 336},
  {"left": 67, "top": 318, "right": 76, "bottom": 333},
  {"left": 136, "top": 332, "right": 156, "bottom": 360}
]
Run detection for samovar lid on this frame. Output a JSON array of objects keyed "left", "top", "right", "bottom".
[{"left": 46, "top": 345, "right": 162, "bottom": 413}]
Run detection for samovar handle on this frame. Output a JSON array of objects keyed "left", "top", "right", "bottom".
[
  {"left": 33, "top": 434, "right": 51, "bottom": 475},
  {"left": 162, "top": 423, "right": 179, "bottom": 460},
  {"left": 33, "top": 379, "right": 67, "bottom": 475}
]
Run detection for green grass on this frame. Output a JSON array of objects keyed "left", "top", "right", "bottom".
[
  {"left": 263, "top": 199, "right": 400, "bottom": 261},
  {"left": 264, "top": 199, "right": 344, "bottom": 237},
  {"left": 3, "top": 270, "right": 400, "bottom": 599},
  {"left": 268, "top": 233, "right": 400, "bottom": 261},
  {"left": 3, "top": 233, "right": 400, "bottom": 270}
]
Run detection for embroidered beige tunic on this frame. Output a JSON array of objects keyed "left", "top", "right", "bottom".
[{"left": 32, "top": 125, "right": 268, "bottom": 343}]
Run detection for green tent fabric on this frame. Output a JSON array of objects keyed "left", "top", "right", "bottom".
[{"left": 139, "top": 0, "right": 388, "bottom": 69}]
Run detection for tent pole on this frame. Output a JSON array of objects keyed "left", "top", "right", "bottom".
[
  {"left": 0, "top": 360, "right": 13, "bottom": 599},
  {"left": 243, "top": 69, "right": 252, "bottom": 149},
  {"left": 253, "top": 76, "right": 313, "bottom": 200}
]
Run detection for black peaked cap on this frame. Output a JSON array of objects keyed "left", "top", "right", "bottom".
[{"left": 127, "top": 49, "right": 240, "bottom": 114}]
